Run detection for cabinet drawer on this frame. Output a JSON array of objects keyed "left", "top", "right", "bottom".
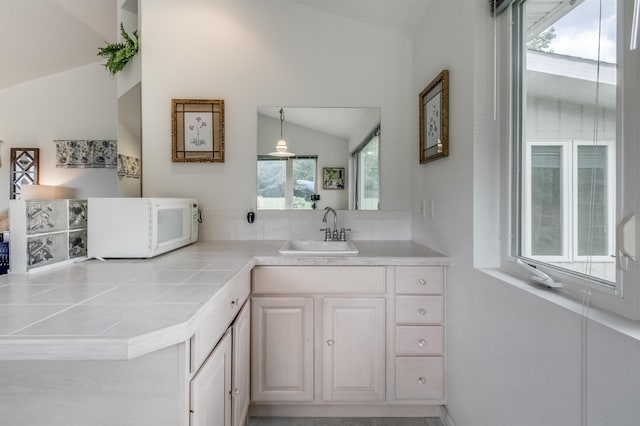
[
  {"left": 395, "top": 357, "right": 444, "bottom": 401},
  {"left": 396, "top": 296, "right": 443, "bottom": 324},
  {"left": 396, "top": 267, "right": 443, "bottom": 295},
  {"left": 252, "top": 266, "right": 385, "bottom": 294},
  {"left": 193, "top": 268, "right": 251, "bottom": 372},
  {"left": 396, "top": 326, "right": 443, "bottom": 355}
]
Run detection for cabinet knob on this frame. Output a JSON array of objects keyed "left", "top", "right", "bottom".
[
  {"left": 418, "top": 377, "right": 427, "bottom": 385},
  {"left": 418, "top": 339, "right": 427, "bottom": 347},
  {"left": 326, "top": 339, "right": 334, "bottom": 347},
  {"left": 231, "top": 298, "right": 240, "bottom": 308},
  {"left": 418, "top": 308, "right": 427, "bottom": 316},
  {"left": 233, "top": 388, "right": 240, "bottom": 396},
  {"left": 418, "top": 278, "right": 427, "bottom": 285}
]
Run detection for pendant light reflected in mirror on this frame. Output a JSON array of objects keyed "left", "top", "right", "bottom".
[{"left": 269, "top": 107, "right": 295, "bottom": 157}]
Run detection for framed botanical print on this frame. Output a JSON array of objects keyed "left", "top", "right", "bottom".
[
  {"left": 172, "top": 99, "right": 225, "bottom": 162},
  {"left": 419, "top": 70, "right": 449, "bottom": 164}
]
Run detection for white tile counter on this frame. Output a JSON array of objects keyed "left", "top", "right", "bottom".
[{"left": 0, "top": 240, "right": 448, "bottom": 361}]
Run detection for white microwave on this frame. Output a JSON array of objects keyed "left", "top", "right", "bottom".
[{"left": 88, "top": 197, "right": 199, "bottom": 259}]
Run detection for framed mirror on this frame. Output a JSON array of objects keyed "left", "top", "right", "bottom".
[
  {"left": 9, "top": 148, "right": 40, "bottom": 199},
  {"left": 257, "top": 107, "right": 381, "bottom": 210}
]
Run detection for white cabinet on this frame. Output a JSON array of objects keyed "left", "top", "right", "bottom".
[
  {"left": 190, "top": 330, "right": 232, "bottom": 426},
  {"left": 393, "top": 266, "right": 445, "bottom": 403},
  {"left": 250, "top": 264, "right": 447, "bottom": 416},
  {"left": 232, "top": 300, "right": 251, "bottom": 426},
  {"left": 322, "top": 297, "right": 386, "bottom": 402},
  {"left": 251, "top": 266, "right": 386, "bottom": 405},
  {"left": 251, "top": 297, "right": 314, "bottom": 402},
  {"left": 189, "top": 269, "right": 252, "bottom": 426},
  {"left": 190, "top": 300, "right": 251, "bottom": 426}
]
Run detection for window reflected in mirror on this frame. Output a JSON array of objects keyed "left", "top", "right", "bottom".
[
  {"left": 257, "top": 156, "right": 318, "bottom": 209},
  {"left": 352, "top": 126, "right": 380, "bottom": 210},
  {"left": 257, "top": 107, "right": 381, "bottom": 210}
]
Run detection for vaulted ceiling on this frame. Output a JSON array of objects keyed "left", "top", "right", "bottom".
[
  {"left": 0, "top": 0, "right": 117, "bottom": 89},
  {"left": 0, "top": 0, "right": 431, "bottom": 90}
]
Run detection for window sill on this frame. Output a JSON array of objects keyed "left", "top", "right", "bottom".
[{"left": 477, "top": 267, "right": 640, "bottom": 342}]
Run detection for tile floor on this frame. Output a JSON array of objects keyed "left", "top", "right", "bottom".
[{"left": 248, "top": 417, "right": 444, "bottom": 426}]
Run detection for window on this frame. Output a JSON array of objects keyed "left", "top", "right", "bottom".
[
  {"left": 511, "top": 0, "right": 639, "bottom": 304},
  {"left": 257, "top": 156, "right": 317, "bottom": 209},
  {"left": 523, "top": 141, "right": 615, "bottom": 280},
  {"left": 352, "top": 126, "right": 380, "bottom": 210}
]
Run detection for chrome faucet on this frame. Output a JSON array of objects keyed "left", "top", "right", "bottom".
[
  {"left": 322, "top": 207, "right": 338, "bottom": 240},
  {"left": 321, "top": 206, "right": 351, "bottom": 241}
]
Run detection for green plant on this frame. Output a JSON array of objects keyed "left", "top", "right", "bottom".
[{"left": 97, "top": 22, "right": 139, "bottom": 76}]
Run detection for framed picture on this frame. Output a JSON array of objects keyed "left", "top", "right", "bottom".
[
  {"left": 323, "top": 167, "right": 345, "bottom": 190},
  {"left": 172, "top": 99, "right": 225, "bottom": 162},
  {"left": 419, "top": 70, "right": 449, "bottom": 164}
]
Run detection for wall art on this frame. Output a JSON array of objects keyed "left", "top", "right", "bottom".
[
  {"left": 172, "top": 99, "right": 225, "bottom": 162},
  {"left": 419, "top": 70, "right": 449, "bottom": 164},
  {"left": 323, "top": 167, "right": 345, "bottom": 190}
]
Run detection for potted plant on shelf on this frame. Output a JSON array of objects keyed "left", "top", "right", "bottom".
[{"left": 97, "top": 22, "right": 139, "bottom": 76}]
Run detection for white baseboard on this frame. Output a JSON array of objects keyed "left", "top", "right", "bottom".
[{"left": 249, "top": 404, "right": 443, "bottom": 418}]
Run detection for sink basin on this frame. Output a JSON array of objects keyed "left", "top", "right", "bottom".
[{"left": 278, "top": 240, "right": 359, "bottom": 255}]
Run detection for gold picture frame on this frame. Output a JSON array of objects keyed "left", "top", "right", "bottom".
[
  {"left": 419, "top": 70, "right": 449, "bottom": 164},
  {"left": 172, "top": 99, "right": 225, "bottom": 162}
]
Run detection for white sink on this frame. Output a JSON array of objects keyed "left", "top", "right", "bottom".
[{"left": 278, "top": 240, "right": 359, "bottom": 255}]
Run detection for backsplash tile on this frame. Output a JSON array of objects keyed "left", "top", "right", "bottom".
[
  {"left": 199, "top": 209, "right": 411, "bottom": 241},
  {"left": 262, "top": 219, "right": 291, "bottom": 240}
]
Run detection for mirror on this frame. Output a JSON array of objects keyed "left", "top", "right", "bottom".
[
  {"left": 117, "top": 82, "right": 142, "bottom": 196},
  {"left": 257, "top": 107, "right": 380, "bottom": 211}
]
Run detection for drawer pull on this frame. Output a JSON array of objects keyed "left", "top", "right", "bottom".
[
  {"left": 418, "top": 339, "right": 427, "bottom": 347},
  {"left": 418, "top": 377, "right": 427, "bottom": 385},
  {"left": 418, "top": 308, "right": 427, "bottom": 316},
  {"left": 326, "top": 339, "right": 334, "bottom": 347},
  {"left": 418, "top": 278, "right": 427, "bottom": 285}
]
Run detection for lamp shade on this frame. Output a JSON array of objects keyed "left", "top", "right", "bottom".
[
  {"left": 269, "top": 107, "right": 295, "bottom": 157},
  {"left": 20, "top": 184, "right": 77, "bottom": 200},
  {"left": 269, "top": 139, "right": 295, "bottom": 157}
]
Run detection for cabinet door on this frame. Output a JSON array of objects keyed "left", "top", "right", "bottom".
[
  {"left": 322, "top": 298, "right": 386, "bottom": 402},
  {"left": 232, "top": 301, "right": 250, "bottom": 426},
  {"left": 251, "top": 297, "right": 314, "bottom": 402},
  {"left": 190, "top": 330, "right": 232, "bottom": 426}
]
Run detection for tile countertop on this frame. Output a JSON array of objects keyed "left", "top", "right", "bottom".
[{"left": 0, "top": 240, "right": 448, "bottom": 361}]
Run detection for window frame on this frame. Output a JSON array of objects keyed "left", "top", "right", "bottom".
[
  {"left": 351, "top": 125, "right": 380, "bottom": 210},
  {"left": 522, "top": 140, "right": 616, "bottom": 265},
  {"left": 505, "top": 0, "right": 640, "bottom": 318}
]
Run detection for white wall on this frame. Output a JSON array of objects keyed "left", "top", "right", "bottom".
[
  {"left": 411, "top": 0, "right": 640, "bottom": 425},
  {"left": 0, "top": 63, "right": 118, "bottom": 214},
  {"left": 139, "top": 0, "right": 414, "bottom": 236}
]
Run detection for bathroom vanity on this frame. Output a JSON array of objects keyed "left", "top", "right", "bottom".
[
  {"left": 250, "top": 264, "right": 446, "bottom": 417},
  {"left": 0, "top": 240, "right": 448, "bottom": 425}
]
